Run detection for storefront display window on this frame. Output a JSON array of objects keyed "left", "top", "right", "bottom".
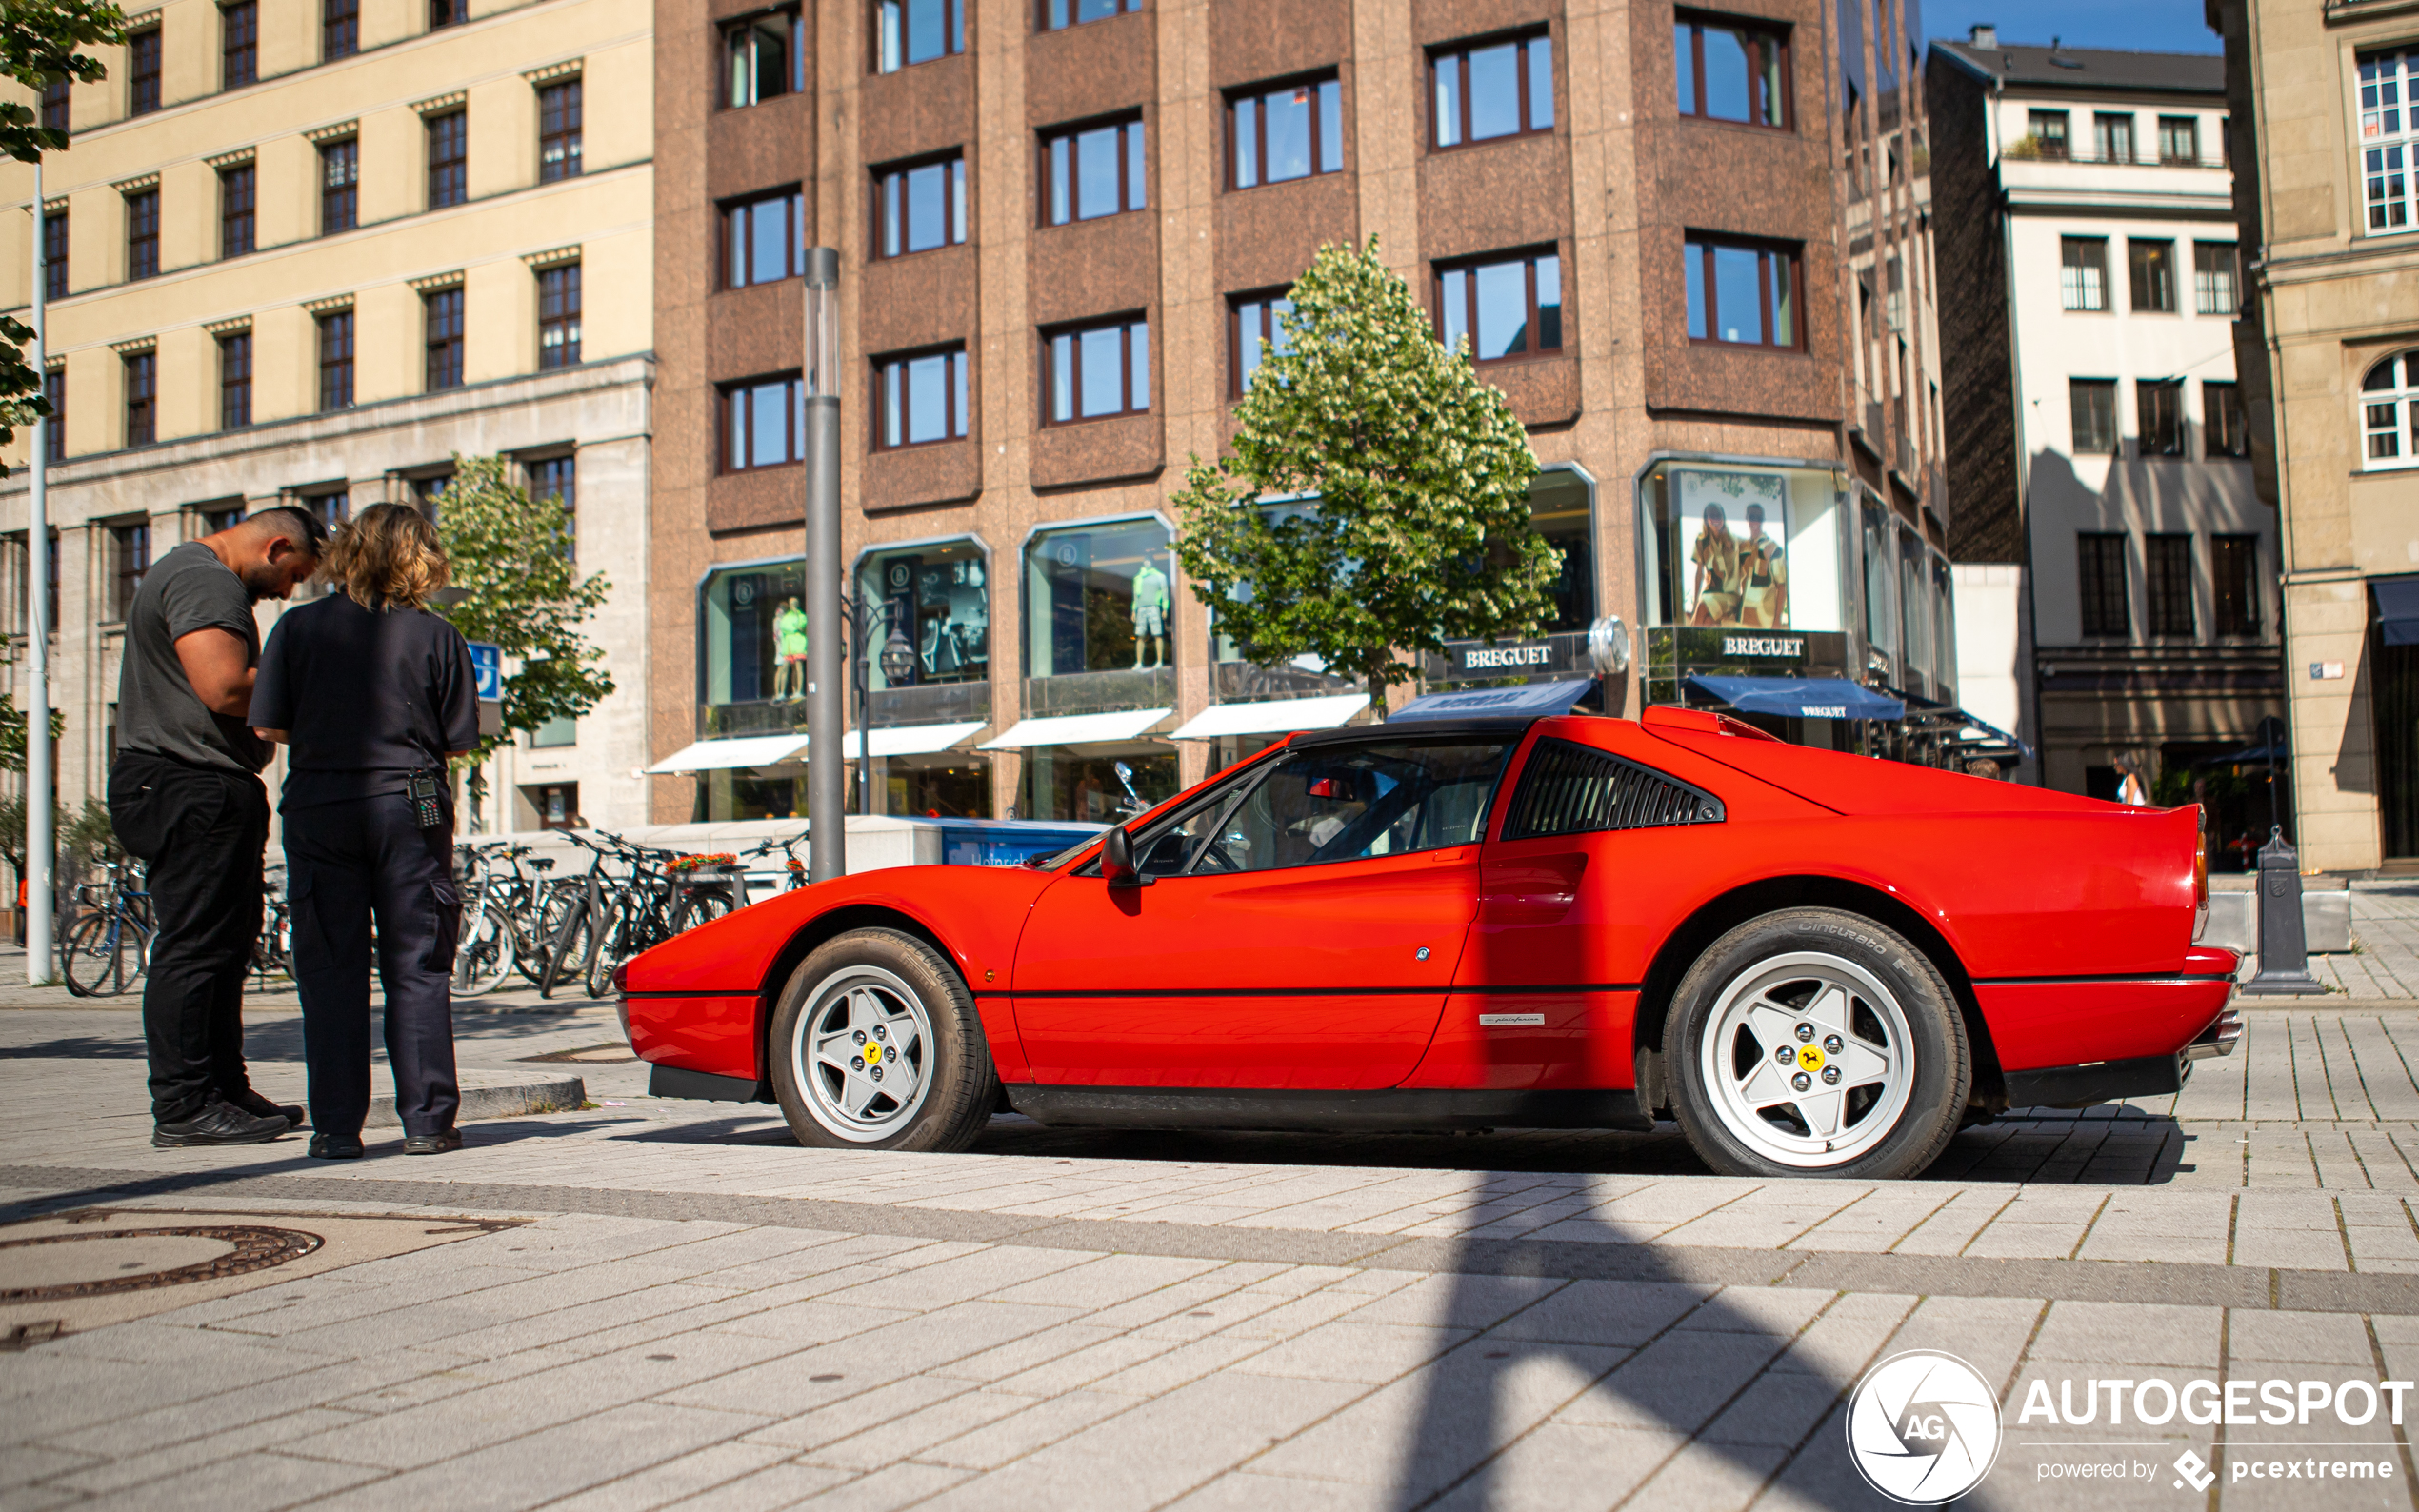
[
  {"left": 1930, "top": 550, "right": 1957, "bottom": 700},
  {"left": 700, "top": 557, "right": 808, "bottom": 732},
  {"left": 1638, "top": 461, "right": 1845, "bottom": 630},
  {"left": 1022, "top": 748, "right": 1177, "bottom": 824},
  {"left": 1024, "top": 517, "right": 1173, "bottom": 677},
  {"left": 888, "top": 757, "right": 989, "bottom": 818},
  {"left": 1860, "top": 498, "right": 1896, "bottom": 658},
  {"left": 1898, "top": 523, "right": 1932, "bottom": 698},
  {"left": 1530, "top": 468, "right": 1595, "bottom": 632},
  {"left": 857, "top": 539, "right": 988, "bottom": 692}
]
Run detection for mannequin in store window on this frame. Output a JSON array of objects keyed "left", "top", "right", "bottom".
[
  {"left": 1130, "top": 555, "right": 1170, "bottom": 669},
  {"left": 773, "top": 597, "right": 808, "bottom": 701}
]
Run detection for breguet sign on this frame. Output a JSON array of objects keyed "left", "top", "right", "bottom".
[
  {"left": 1458, "top": 642, "right": 1560, "bottom": 672},
  {"left": 1722, "top": 635, "right": 1805, "bottom": 659}
]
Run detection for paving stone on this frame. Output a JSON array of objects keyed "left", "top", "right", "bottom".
[
  {"left": 1474, "top": 1280, "right": 1709, "bottom": 1348},
  {"left": 1233, "top": 1321, "right": 1478, "bottom": 1384},
  {"left": 537, "top": 1440, "right": 799, "bottom": 1512},
  {"left": 910, "top": 1390, "right": 1139, "bottom": 1471},
  {"left": 2227, "top": 1309, "right": 2377, "bottom": 1366},
  {"left": 1559, "top": 1329, "right": 1789, "bottom": 1433},
  {"left": 2030, "top": 1302, "right": 2229, "bottom": 1369}
]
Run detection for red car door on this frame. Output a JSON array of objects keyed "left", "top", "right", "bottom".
[{"left": 1013, "top": 735, "right": 1518, "bottom": 1088}]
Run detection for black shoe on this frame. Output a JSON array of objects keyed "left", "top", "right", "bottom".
[
  {"left": 228, "top": 1087, "right": 306, "bottom": 1129},
  {"left": 308, "top": 1132, "right": 364, "bottom": 1160},
  {"left": 153, "top": 1102, "right": 290, "bottom": 1147},
  {"left": 402, "top": 1129, "right": 463, "bottom": 1156}
]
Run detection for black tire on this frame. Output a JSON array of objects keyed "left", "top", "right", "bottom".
[
  {"left": 768, "top": 927, "right": 996, "bottom": 1152},
  {"left": 1663, "top": 907, "right": 1969, "bottom": 1181},
  {"left": 538, "top": 903, "right": 591, "bottom": 1000},
  {"left": 62, "top": 913, "right": 139, "bottom": 998}
]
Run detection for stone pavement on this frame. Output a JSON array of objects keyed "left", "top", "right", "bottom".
[
  {"left": 13, "top": 988, "right": 2419, "bottom": 1507},
  {"left": 2301, "top": 881, "right": 2419, "bottom": 1002}
]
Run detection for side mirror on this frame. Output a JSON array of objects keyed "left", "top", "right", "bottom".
[{"left": 1100, "top": 826, "right": 1153, "bottom": 888}]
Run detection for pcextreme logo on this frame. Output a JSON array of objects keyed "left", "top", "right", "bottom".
[{"left": 1847, "top": 1351, "right": 2004, "bottom": 1504}]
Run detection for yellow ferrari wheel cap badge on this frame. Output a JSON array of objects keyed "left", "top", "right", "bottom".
[{"left": 1796, "top": 1045, "right": 1825, "bottom": 1072}]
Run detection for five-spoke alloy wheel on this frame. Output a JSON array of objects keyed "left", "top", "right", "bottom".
[{"left": 770, "top": 928, "right": 996, "bottom": 1152}]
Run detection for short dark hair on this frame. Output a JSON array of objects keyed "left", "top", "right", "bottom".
[{"left": 250, "top": 504, "right": 330, "bottom": 554}]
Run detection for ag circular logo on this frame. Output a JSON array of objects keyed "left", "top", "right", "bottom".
[{"left": 1845, "top": 1350, "right": 2002, "bottom": 1504}]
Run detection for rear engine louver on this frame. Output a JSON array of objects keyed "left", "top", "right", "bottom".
[{"left": 1504, "top": 738, "right": 1727, "bottom": 840}]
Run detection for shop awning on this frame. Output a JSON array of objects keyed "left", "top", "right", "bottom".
[
  {"left": 828, "top": 722, "right": 989, "bottom": 759},
  {"left": 1170, "top": 693, "right": 1370, "bottom": 741},
  {"left": 2377, "top": 575, "right": 2419, "bottom": 647},
  {"left": 1949, "top": 712, "right": 2033, "bottom": 762},
  {"left": 977, "top": 708, "right": 1173, "bottom": 750},
  {"left": 1389, "top": 677, "right": 1598, "bottom": 722},
  {"left": 1688, "top": 676, "right": 1906, "bottom": 721},
  {"left": 643, "top": 733, "right": 809, "bottom": 773}
]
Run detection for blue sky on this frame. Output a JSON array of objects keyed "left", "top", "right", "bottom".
[{"left": 1921, "top": 0, "right": 2220, "bottom": 54}]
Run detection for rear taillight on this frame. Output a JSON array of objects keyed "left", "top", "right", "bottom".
[
  {"left": 2194, "top": 831, "right": 2209, "bottom": 907},
  {"left": 610, "top": 962, "right": 630, "bottom": 995}
]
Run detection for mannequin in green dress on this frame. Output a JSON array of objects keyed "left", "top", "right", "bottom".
[
  {"left": 1130, "top": 559, "right": 1170, "bottom": 669},
  {"left": 773, "top": 598, "right": 809, "bottom": 700}
]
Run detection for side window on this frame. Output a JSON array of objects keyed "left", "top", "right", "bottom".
[
  {"left": 1503, "top": 738, "right": 1724, "bottom": 840},
  {"left": 1193, "top": 741, "right": 1512, "bottom": 874}
]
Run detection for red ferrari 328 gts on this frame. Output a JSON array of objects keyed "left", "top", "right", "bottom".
[{"left": 621, "top": 706, "right": 2242, "bottom": 1179}]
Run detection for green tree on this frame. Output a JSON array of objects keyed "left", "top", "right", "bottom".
[
  {"left": 1171, "top": 237, "right": 1557, "bottom": 715},
  {"left": 432, "top": 454, "right": 613, "bottom": 765},
  {"left": 0, "top": 1, "right": 127, "bottom": 474},
  {"left": 0, "top": 689, "right": 64, "bottom": 773}
]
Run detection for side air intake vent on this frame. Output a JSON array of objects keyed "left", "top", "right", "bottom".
[{"left": 1504, "top": 738, "right": 1726, "bottom": 840}]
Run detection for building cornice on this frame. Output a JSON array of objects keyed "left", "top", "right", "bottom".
[
  {"left": 204, "top": 147, "right": 254, "bottom": 170},
  {"left": 522, "top": 243, "right": 581, "bottom": 269},
  {"left": 303, "top": 119, "right": 359, "bottom": 145},
  {"left": 2325, "top": 0, "right": 2419, "bottom": 25},
  {"left": 408, "top": 270, "right": 466, "bottom": 293},
  {"left": 523, "top": 59, "right": 582, "bottom": 85},
  {"left": 201, "top": 315, "right": 251, "bottom": 337},
  {"left": 413, "top": 90, "right": 468, "bottom": 116},
  {"left": 109, "top": 336, "right": 154, "bottom": 356},
  {"left": 301, "top": 293, "right": 353, "bottom": 315},
  {"left": 110, "top": 172, "right": 159, "bottom": 195}
]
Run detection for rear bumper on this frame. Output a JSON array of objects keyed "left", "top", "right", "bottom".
[
  {"left": 2001, "top": 1005, "right": 2241, "bottom": 1110},
  {"left": 1977, "top": 973, "right": 2235, "bottom": 1072}
]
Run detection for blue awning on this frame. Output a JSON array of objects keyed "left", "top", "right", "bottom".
[
  {"left": 1687, "top": 676, "right": 1906, "bottom": 721},
  {"left": 1389, "top": 677, "right": 1598, "bottom": 722},
  {"left": 2377, "top": 575, "right": 2419, "bottom": 647}
]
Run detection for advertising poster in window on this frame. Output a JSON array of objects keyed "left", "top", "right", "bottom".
[{"left": 1675, "top": 468, "right": 1790, "bottom": 629}]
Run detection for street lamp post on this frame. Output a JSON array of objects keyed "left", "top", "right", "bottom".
[
  {"left": 26, "top": 163, "right": 53, "bottom": 983},
  {"left": 803, "top": 249, "right": 844, "bottom": 882}
]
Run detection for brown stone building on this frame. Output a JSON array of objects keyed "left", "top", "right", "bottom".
[{"left": 647, "top": 0, "right": 1955, "bottom": 825}]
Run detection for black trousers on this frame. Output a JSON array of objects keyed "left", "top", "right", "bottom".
[
  {"left": 286, "top": 795, "right": 462, "bottom": 1138},
  {"left": 108, "top": 752, "right": 270, "bottom": 1124}
]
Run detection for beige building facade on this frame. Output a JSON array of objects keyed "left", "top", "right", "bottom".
[
  {"left": 0, "top": 0, "right": 655, "bottom": 834},
  {"left": 2210, "top": 0, "right": 2419, "bottom": 874}
]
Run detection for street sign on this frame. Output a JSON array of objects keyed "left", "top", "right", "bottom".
[{"left": 468, "top": 642, "right": 504, "bottom": 702}]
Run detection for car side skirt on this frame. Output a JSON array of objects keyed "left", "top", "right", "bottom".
[
  {"left": 2001, "top": 1054, "right": 2184, "bottom": 1110},
  {"left": 1004, "top": 1085, "right": 1654, "bottom": 1133},
  {"left": 650, "top": 1064, "right": 772, "bottom": 1103}
]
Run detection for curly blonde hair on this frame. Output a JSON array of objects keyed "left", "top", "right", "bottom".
[{"left": 322, "top": 502, "right": 450, "bottom": 610}]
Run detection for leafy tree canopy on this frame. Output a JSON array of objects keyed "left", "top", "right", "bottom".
[
  {"left": 0, "top": 689, "right": 64, "bottom": 774},
  {"left": 1171, "top": 237, "right": 1556, "bottom": 714},
  {"left": 431, "top": 455, "right": 613, "bottom": 765}
]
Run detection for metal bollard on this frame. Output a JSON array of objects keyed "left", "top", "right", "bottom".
[{"left": 2238, "top": 826, "right": 2322, "bottom": 995}]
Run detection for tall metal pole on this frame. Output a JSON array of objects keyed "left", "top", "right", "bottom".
[
  {"left": 803, "top": 249, "right": 845, "bottom": 883},
  {"left": 26, "top": 162, "right": 54, "bottom": 983}
]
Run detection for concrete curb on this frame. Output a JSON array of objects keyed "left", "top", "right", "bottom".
[{"left": 363, "top": 1069, "right": 585, "bottom": 1128}]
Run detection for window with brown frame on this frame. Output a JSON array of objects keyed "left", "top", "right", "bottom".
[
  {"left": 726, "top": 189, "right": 806, "bottom": 285},
  {"left": 109, "top": 521, "right": 150, "bottom": 621},
  {"left": 1045, "top": 317, "right": 1150, "bottom": 424},
  {"left": 874, "top": 156, "right": 966, "bottom": 257},
  {"left": 2069, "top": 378, "right": 2118, "bottom": 453},
  {"left": 1436, "top": 250, "right": 1561, "bottom": 362},
  {"left": 43, "top": 368, "right": 64, "bottom": 465},
  {"left": 722, "top": 373, "right": 806, "bottom": 470},
  {"left": 41, "top": 75, "right": 69, "bottom": 131},
  {"left": 2077, "top": 533, "right": 2129, "bottom": 637},
  {"left": 219, "top": 330, "right": 251, "bottom": 428},
  {"left": 725, "top": 10, "right": 805, "bottom": 107},
  {"left": 1229, "top": 75, "right": 1341, "bottom": 189},
  {"left": 1042, "top": 0, "right": 1140, "bottom": 31},
  {"left": 1043, "top": 115, "right": 1146, "bottom": 225},
  {"left": 430, "top": 0, "right": 467, "bottom": 28},
  {"left": 538, "top": 263, "right": 581, "bottom": 368},
  {"left": 2212, "top": 534, "right": 2259, "bottom": 636},
  {"left": 1229, "top": 290, "right": 1293, "bottom": 397},
  {"left": 321, "top": 138, "right": 358, "bottom": 234},
  {"left": 1431, "top": 31, "right": 1552, "bottom": 148},
  {"left": 44, "top": 209, "right": 67, "bottom": 300},
  {"left": 2129, "top": 238, "right": 2175, "bottom": 312},
  {"left": 123, "top": 350, "right": 156, "bottom": 448},
  {"left": 324, "top": 0, "right": 358, "bottom": 58},
  {"left": 2136, "top": 378, "right": 2184, "bottom": 456},
  {"left": 875, "top": 0, "right": 961, "bottom": 71},
  {"left": 425, "top": 288, "right": 465, "bottom": 391},
  {"left": 1683, "top": 234, "right": 1797, "bottom": 348},
  {"left": 2205, "top": 379, "right": 2249, "bottom": 458},
  {"left": 2146, "top": 532, "right": 2194, "bottom": 637},
  {"left": 427, "top": 110, "right": 467, "bottom": 208},
  {"left": 539, "top": 80, "right": 583, "bottom": 182},
  {"left": 126, "top": 188, "right": 159, "bottom": 280},
  {"left": 222, "top": 1, "right": 257, "bottom": 88},
  {"left": 317, "top": 310, "right": 354, "bottom": 411},
  {"left": 220, "top": 163, "right": 254, "bottom": 256},
  {"left": 1673, "top": 11, "right": 1788, "bottom": 129},
  {"left": 129, "top": 29, "right": 161, "bottom": 115},
  {"left": 875, "top": 347, "right": 970, "bottom": 449}
]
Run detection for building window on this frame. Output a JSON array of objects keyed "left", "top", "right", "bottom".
[
  {"left": 221, "top": 1, "right": 257, "bottom": 88},
  {"left": 874, "top": 347, "right": 970, "bottom": 449},
  {"left": 202, "top": 503, "right": 246, "bottom": 533},
  {"left": 2093, "top": 111, "right": 2134, "bottom": 164},
  {"left": 2157, "top": 114, "right": 2199, "bottom": 164},
  {"left": 1043, "top": 115, "right": 1146, "bottom": 225},
  {"left": 43, "top": 368, "right": 64, "bottom": 465},
  {"left": 1684, "top": 235, "right": 1794, "bottom": 348},
  {"left": 527, "top": 452, "right": 575, "bottom": 561},
  {"left": 430, "top": 0, "right": 467, "bottom": 27},
  {"left": 303, "top": 490, "right": 350, "bottom": 535},
  {"left": 530, "top": 717, "right": 576, "bottom": 748},
  {"left": 2205, "top": 380, "right": 2249, "bottom": 458},
  {"left": 2069, "top": 378, "right": 2118, "bottom": 453},
  {"left": 2077, "top": 533, "right": 2129, "bottom": 637},
  {"left": 2213, "top": 534, "right": 2259, "bottom": 636},
  {"left": 219, "top": 164, "right": 254, "bottom": 256},
  {"left": 2146, "top": 533, "right": 2194, "bottom": 638},
  {"left": 2193, "top": 241, "right": 2237, "bottom": 315},
  {"left": 1025, "top": 517, "right": 1170, "bottom": 677},
  {"left": 875, "top": 0, "right": 961, "bottom": 71},
  {"left": 539, "top": 80, "right": 582, "bottom": 182},
  {"left": 109, "top": 521, "right": 150, "bottom": 621},
  {"left": 2027, "top": 109, "right": 2069, "bottom": 158},
  {"left": 41, "top": 76, "right": 69, "bottom": 132},
  {"left": 2361, "top": 350, "right": 2419, "bottom": 468},
  {"left": 424, "top": 288, "right": 465, "bottom": 390},
  {"left": 1432, "top": 31, "right": 1552, "bottom": 148},
  {"left": 538, "top": 263, "right": 581, "bottom": 368},
  {"left": 726, "top": 10, "right": 804, "bottom": 108},
  {"left": 1440, "top": 249, "right": 1562, "bottom": 362},
  {"left": 1043, "top": 0, "right": 1140, "bottom": 31},
  {"left": 321, "top": 138, "right": 359, "bottom": 234},
  {"left": 2358, "top": 48, "right": 2418, "bottom": 232},
  {"left": 427, "top": 110, "right": 467, "bottom": 208},
  {"left": 43, "top": 209, "right": 67, "bottom": 300},
  {"left": 318, "top": 310, "right": 354, "bottom": 410},
  {"left": 125, "top": 188, "right": 158, "bottom": 280},
  {"left": 219, "top": 330, "right": 250, "bottom": 428},
  {"left": 324, "top": 0, "right": 358, "bottom": 58},
  {"left": 727, "top": 189, "right": 806, "bottom": 284},
  {"left": 1229, "top": 75, "right": 1342, "bottom": 189},
  {"left": 1672, "top": 13, "right": 1788, "bottom": 129},
  {"left": 2136, "top": 378, "right": 2184, "bottom": 456},
  {"left": 874, "top": 157, "right": 965, "bottom": 257},
  {"left": 123, "top": 350, "right": 155, "bottom": 447},
  {"left": 410, "top": 473, "right": 450, "bottom": 520},
  {"left": 1229, "top": 290, "right": 1292, "bottom": 397},
  {"left": 723, "top": 373, "right": 806, "bottom": 470},
  {"left": 857, "top": 540, "right": 988, "bottom": 690},
  {"left": 130, "top": 29, "right": 161, "bottom": 115},
  {"left": 1046, "top": 317, "right": 1150, "bottom": 424},
  {"left": 2128, "top": 238, "right": 2175, "bottom": 312},
  {"left": 2058, "top": 236, "right": 2107, "bottom": 311}
]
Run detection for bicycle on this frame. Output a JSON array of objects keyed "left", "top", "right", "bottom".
[
  {"left": 452, "top": 843, "right": 552, "bottom": 997},
  {"left": 61, "top": 862, "right": 154, "bottom": 998},
  {"left": 251, "top": 865, "right": 294, "bottom": 985},
  {"left": 580, "top": 844, "right": 742, "bottom": 999}
]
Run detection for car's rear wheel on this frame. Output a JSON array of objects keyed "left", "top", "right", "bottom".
[
  {"left": 1665, "top": 908, "right": 1968, "bottom": 1180},
  {"left": 770, "top": 927, "right": 996, "bottom": 1152}
]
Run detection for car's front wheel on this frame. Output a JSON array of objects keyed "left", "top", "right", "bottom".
[
  {"left": 770, "top": 927, "right": 996, "bottom": 1152},
  {"left": 1665, "top": 907, "right": 1968, "bottom": 1180}
]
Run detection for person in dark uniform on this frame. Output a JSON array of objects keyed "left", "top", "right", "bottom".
[{"left": 248, "top": 503, "right": 479, "bottom": 1159}]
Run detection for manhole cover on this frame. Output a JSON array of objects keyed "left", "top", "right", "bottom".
[{"left": 0, "top": 1225, "right": 323, "bottom": 1303}]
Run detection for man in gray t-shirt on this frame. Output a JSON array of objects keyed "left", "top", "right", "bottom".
[{"left": 106, "top": 507, "right": 325, "bottom": 1146}]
